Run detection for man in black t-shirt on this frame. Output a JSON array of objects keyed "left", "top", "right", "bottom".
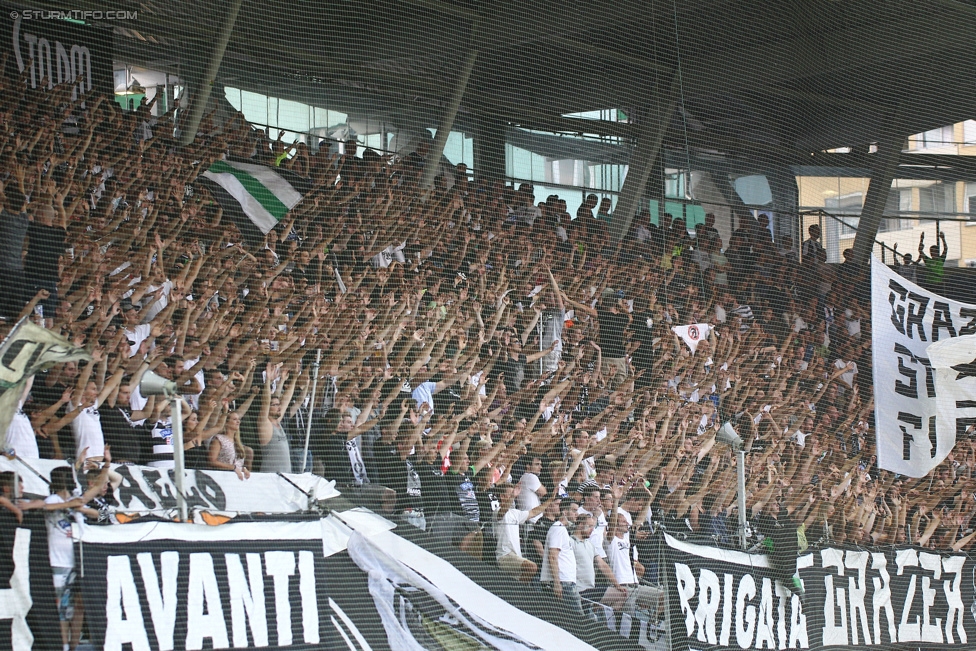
[
  {"left": 99, "top": 384, "right": 148, "bottom": 465},
  {"left": 374, "top": 438, "right": 425, "bottom": 523},
  {"left": 628, "top": 296, "right": 657, "bottom": 388},
  {"left": 24, "top": 195, "right": 67, "bottom": 323},
  {"left": 595, "top": 295, "right": 631, "bottom": 388},
  {"left": 424, "top": 449, "right": 485, "bottom": 559},
  {"left": 0, "top": 186, "right": 29, "bottom": 318},
  {"left": 500, "top": 327, "right": 558, "bottom": 395},
  {"left": 30, "top": 365, "right": 80, "bottom": 460},
  {"left": 441, "top": 456, "right": 481, "bottom": 523},
  {"left": 564, "top": 291, "right": 631, "bottom": 388},
  {"left": 526, "top": 497, "right": 561, "bottom": 570},
  {"left": 338, "top": 139, "right": 365, "bottom": 185}
]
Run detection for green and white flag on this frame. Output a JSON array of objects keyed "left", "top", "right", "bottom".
[{"left": 200, "top": 159, "right": 306, "bottom": 240}]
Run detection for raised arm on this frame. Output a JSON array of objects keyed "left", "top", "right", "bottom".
[
  {"left": 527, "top": 494, "right": 556, "bottom": 521},
  {"left": 562, "top": 290, "right": 597, "bottom": 317},
  {"left": 547, "top": 267, "right": 565, "bottom": 313},
  {"left": 279, "top": 363, "right": 301, "bottom": 413},
  {"left": 525, "top": 339, "right": 558, "bottom": 364},
  {"left": 521, "top": 307, "right": 542, "bottom": 346},
  {"left": 97, "top": 368, "right": 125, "bottom": 406},
  {"left": 256, "top": 363, "right": 278, "bottom": 446}
]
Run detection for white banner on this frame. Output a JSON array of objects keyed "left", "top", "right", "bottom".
[
  {"left": 0, "top": 456, "right": 339, "bottom": 516},
  {"left": 871, "top": 257, "right": 976, "bottom": 477},
  {"left": 348, "top": 529, "right": 598, "bottom": 651},
  {"left": 0, "top": 318, "right": 91, "bottom": 448},
  {"left": 672, "top": 323, "right": 711, "bottom": 353},
  {"left": 927, "top": 334, "right": 976, "bottom": 453}
]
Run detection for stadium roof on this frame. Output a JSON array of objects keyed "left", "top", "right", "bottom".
[{"left": 18, "top": 0, "right": 976, "bottom": 157}]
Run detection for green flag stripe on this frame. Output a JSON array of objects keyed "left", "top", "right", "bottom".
[{"left": 207, "top": 159, "right": 290, "bottom": 219}]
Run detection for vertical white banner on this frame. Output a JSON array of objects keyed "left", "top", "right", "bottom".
[
  {"left": 871, "top": 257, "right": 974, "bottom": 477},
  {"left": 927, "top": 334, "right": 976, "bottom": 456}
]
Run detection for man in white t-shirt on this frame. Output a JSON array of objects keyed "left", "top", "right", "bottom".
[
  {"left": 572, "top": 512, "right": 621, "bottom": 604},
  {"left": 5, "top": 376, "right": 38, "bottom": 458},
  {"left": 494, "top": 483, "right": 552, "bottom": 582},
  {"left": 570, "top": 429, "right": 596, "bottom": 480},
  {"left": 577, "top": 486, "right": 609, "bottom": 552},
  {"left": 70, "top": 383, "right": 105, "bottom": 461},
  {"left": 180, "top": 355, "right": 207, "bottom": 411},
  {"left": 122, "top": 300, "right": 152, "bottom": 357},
  {"left": 834, "top": 358, "right": 857, "bottom": 388},
  {"left": 540, "top": 499, "right": 585, "bottom": 621},
  {"left": 512, "top": 184, "right": 541, "bottom": 226},
  {"left": 140, "top": 279, "right": 174, "bottom": 324},
  {"left": 605, "top": 510, "right": 664, "bottom": 617},
  {"left": 45, "top": 465, "right": 103, "bottom": 651},
  {"left": 44, "top": 351, "right": 123, "bottom": 462},
  {"left": 371, "top": 241, "right": 406, "bottom": 268},
  {"left": 516, "top": 456, "right": 547, "bottom": 522}
]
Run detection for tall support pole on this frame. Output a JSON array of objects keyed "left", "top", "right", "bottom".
[
  {"left": 474, "top": 117, "right": 506, "bottom": 182},
  {"left": 765, "top": 164, "right": 800, "bottom": 245},
  {"left": 737, "top": 449, "right": 747, "bottom": 550},
  {"left": 421, "top": 33, "right": 480, "bottom": 190},
  {"left": 851, "top": 127, "right": 903, "bottom": 265},
  {"left": 301, "top": 350, "right": 323, "bottom": 473},
  {"left": 172, "top": 394, "right": 187, "bottom": 522},
  {"left": 610, "top": 75, "right": 680, "bottom": 242},
  {"left": 178, "top": 0, "right": 244, "bottom": 146}
]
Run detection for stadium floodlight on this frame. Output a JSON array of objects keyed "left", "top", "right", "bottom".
[
  {"left": 139, "top": 370, "right": 187, "bottom": 522},
  {"left": 717, "top": 422, "right": 748, "bottom": 550}
]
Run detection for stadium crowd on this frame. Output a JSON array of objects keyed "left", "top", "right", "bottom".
[{"left": 3, "top": 76, "right": 976, "bottom": 644}]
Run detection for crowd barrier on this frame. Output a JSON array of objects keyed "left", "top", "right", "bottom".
[
  {"left": 5, "top": 456, "right": 975, "bottom": 650},
  {"left": 0, "top": 456, "right": 339, "bottom": 519},
  {"left": 2, "top": 509, "right": 608, "bottom": 650}
]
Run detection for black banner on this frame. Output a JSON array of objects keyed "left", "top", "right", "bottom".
[
  {"left": 4, "top": 11, "right": 113, "bottom": 99},
  {"left": 79, "top": 527, "right": 360, "bottom": 650},
  {"left": 77, "top": 518, "right": 610, "bottom": 651},
  {"left": 664, "top": 534, "right": 976, "bottom": 651},
  {"left": 0, "top": 511, "right": 59, "bottom": 651}
]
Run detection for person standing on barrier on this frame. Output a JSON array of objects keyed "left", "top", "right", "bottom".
[
  {"left": 606, "top": 489, "right": 665, "bottom": 619},
  {"left": 540, "top": 499, "right": 585, "bottom": 624},
  {"left": 45, "top": 465, "right": 111, "bottom": 651},
  {"left": 572, "top": 512, "right": 622, "bottom": 611}
]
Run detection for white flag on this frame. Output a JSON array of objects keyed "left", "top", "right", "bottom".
[
  {"left": 672, "top": 323, "right": 711, "bottom": 353},
  {"left": 871, "top": 257, "right": 970, "bottom": 477},
  {"left": 0, "top": 319, "right": 90, "bottom": 449}
]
